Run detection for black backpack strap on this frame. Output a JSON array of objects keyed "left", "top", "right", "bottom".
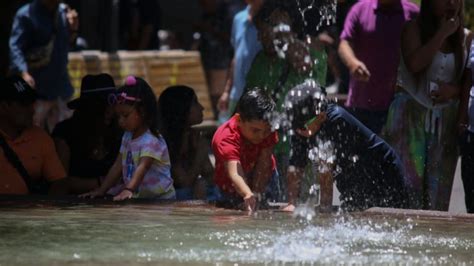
[{"left": 0, "top": 135, "right": 34, "bottom": 192}]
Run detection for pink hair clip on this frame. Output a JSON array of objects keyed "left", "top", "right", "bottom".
[
  {"left": 108, "top": 92, "right": 142, "bottom": 105},
  {"left": 125, "top": 76, "right": 137, "bottom": 86}
]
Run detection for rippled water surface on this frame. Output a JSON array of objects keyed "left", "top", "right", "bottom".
[{"left": 1, "top": 200, "right": 473, "bottom": 265}]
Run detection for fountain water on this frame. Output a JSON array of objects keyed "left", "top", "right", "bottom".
[{"left": 0, "top": 198, "right": 473, "bottom": 265}]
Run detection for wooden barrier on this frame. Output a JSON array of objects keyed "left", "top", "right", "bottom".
[{"left": 68, "top": 50, "right": 214, "bottom": 120}]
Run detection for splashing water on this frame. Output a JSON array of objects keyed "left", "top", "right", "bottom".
[
  {"left": 296, "top": 0, "right": 337, "bottom": 32},
  {"left": 293, "top": 184, "right": 321, "bottom": 221},
  {"left": 1, "top": 204, "right": 474, "bottom": 265}
]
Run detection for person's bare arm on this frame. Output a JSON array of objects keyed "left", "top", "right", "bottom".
[
  {"left": 225, "top": 160, "right": 256, "bottom": 212},
  {"left": 338, "top": 39, "right": 370, "bottom": 82},
  {"left": 66, "top": 6, "right": 79, "bottom": 44},
  {"left": 402, "top": 18, "right": 459, "bottom": 74},
  {"left": 113, "top": 157, "right": 153, "bottom": 201},
  {"left": 217, "top": 58, "right": 235, "bottom": 112}
]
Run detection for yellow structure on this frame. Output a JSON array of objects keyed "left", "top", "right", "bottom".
[{"left": 68, "top": 50, "right": 214, "bottom": 120}]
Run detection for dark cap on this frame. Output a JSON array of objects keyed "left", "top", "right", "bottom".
[
  {"left": 67, "top": 73, "right": 116, "bottom": 109},
  {"left": 0, "top": 75, "right": 36, "bottom": 104},
  {"left": 284, "top": 81, "right": 326, "bottom": 129}
]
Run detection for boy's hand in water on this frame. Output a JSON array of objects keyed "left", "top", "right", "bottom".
[
  {"left": 79, "top": 188, "right": 105, "bottom": 198},
  {"left": 243, "top": 193, "right": 256, "bottom": 214},
  {"left": 113, "top": 189, "right": 133, "bottom": 201}
]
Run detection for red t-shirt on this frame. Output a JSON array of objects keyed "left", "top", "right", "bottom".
[{"left": 211, "top": 115, "right": 278, "bottom": 194}]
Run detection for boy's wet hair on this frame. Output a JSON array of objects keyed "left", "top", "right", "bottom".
[
  {"left": 236, "top": 89, "right": 275, "bottom": 122},
  {"left": 117, "top": 76, "right": 159, "bottom": 134},
  {"left": 284, "top": 81, "right": 327, "bottom": 129}
]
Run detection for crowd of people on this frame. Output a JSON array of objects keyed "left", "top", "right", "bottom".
[{"left": 1, "top": 0, "right": 473, "bottom": 214}]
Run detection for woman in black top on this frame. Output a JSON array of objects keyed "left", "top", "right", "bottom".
[
  {"left": 157, "top": 85, "right": 215, "bottom": 200},
  {"left": 52, "top": 74, "right": 122, "bottom": 193}
]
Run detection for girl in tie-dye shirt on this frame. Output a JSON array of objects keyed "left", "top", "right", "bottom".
[{"left": 81, "top": 76, "right": 175, "bottom": 201}]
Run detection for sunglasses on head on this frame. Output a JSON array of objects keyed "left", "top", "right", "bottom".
[{"left": 108, "top": 92, "right": 142, "bottom": 105}]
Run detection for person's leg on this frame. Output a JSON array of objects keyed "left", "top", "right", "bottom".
[
  {"left": 425, "top": 106, "right": 459, "bottom": 211},
  {"left": 382, "top": 93, "right": 426, "bottom": 209},
  {"left": 461, "top": 131, "right": 474, "bottom": 213},
  {"left": 264, "top": 170, "right": 281, "bottom": 203}
]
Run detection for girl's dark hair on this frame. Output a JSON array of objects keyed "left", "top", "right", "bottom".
[
  {"left": 70, "top": 97, "right": 110, "bottom": 156},
  {"left": 237, "top": 89, "right": 275, "bottom": 122},
  {"left": 157, "top": 85, "right": 196, "bottom": 159},
  {"left": 116, "top": 76, "right": 159, "bottom": 135},
  {"left": 418, "top": 0, "right": 465, "bottom": 80}
]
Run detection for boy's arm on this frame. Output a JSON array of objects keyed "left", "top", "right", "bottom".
[
  {"left": 225, "top": 160, "right": 256, "bottom": 212},
  {"left": 225, "top": 160, "right": 253, "bottom": 198},
  {"left": 113, "top": 157, "right": 153, "bottom": 201}
]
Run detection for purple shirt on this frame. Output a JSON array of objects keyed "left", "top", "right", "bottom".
[{"left": 341, "top": 0, "right": 419, "bottom": 110}]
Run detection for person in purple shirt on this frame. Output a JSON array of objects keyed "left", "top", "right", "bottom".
[{"left": 338, "top": 0, "right": 419, "bottom": 134}]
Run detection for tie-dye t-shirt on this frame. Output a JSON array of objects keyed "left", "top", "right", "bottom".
[{"left": 120, "top": 130, "right": 175, "bottom": 199}]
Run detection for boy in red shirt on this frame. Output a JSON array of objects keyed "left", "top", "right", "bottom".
[{"left": 212, "top": 89, "right": 278, "bottom": 212}]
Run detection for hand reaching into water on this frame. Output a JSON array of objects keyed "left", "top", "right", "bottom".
[
  {"left": 113, "top": 189, "right": 134, "bottom": 201},
  {"left": 243, "top": 193, "right": 256, "bottom": 214}
]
